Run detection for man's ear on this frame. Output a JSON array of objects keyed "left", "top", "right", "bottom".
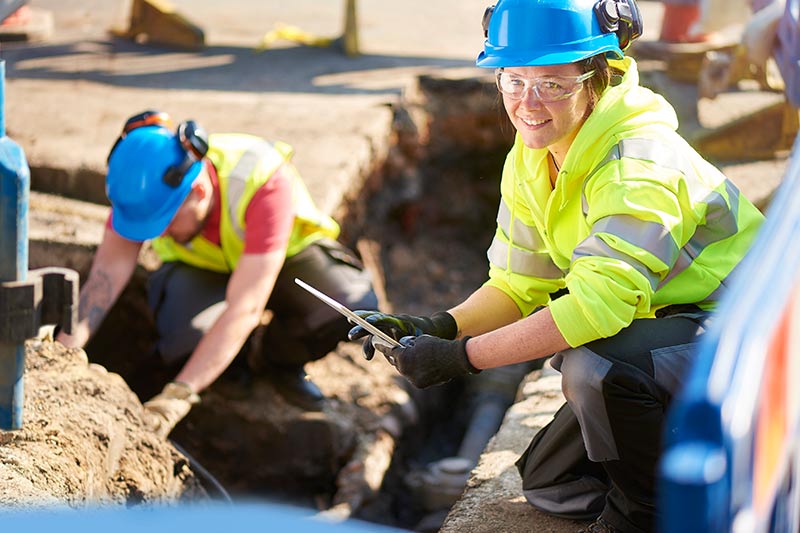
[{"left": 190, "top": 168, "right": 210, "bottom": 200}]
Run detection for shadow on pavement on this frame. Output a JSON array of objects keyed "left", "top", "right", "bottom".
[{"left": 2, "top": 37, "right": 475, "bottom": 95}]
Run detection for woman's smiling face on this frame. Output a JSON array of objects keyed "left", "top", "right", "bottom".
[{"left": 500, "top": 63, "right": 593, "bottom": 153}]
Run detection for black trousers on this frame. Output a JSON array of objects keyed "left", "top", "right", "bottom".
[
  {"left": 147, "top": 238, "right": 378, "bottom": 369},
  {"left": 516, "top": 309, "right": 711, "bottom": 533}
]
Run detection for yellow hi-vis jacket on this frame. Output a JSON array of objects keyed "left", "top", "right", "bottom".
[
  {"left": 485, "top": 57, "right": 765, "bottom": 347},
  {"left": 152, "top": 133, "right": 340, "bottom": 273}
]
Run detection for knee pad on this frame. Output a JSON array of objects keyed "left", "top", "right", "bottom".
[{"left": 558, "top": 347, "right": 619, "bottom": 462}]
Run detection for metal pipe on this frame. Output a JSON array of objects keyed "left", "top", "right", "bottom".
[{"left": 0, "top": 59, "right": 31, "bottom": 430}]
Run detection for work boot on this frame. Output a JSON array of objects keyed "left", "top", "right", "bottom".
[
  {"left": 265, "top": 365, "right": 325, "bottom": 411},
  {"left": 578, "top": 517, "right": 620, "bottom": 533}
]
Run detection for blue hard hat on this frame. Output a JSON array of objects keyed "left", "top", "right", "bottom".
[
  {"left": 106, "top": 125, "right": 202, "bottom": 241},
  {"left": 476, "top": 0, "right": 627, "bottom": 68}
]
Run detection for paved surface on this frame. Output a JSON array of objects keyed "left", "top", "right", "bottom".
[
  {"left": 5, "top": 1, "right": 785, "bottom": 211},
  {"left": 441, "top": 370, "right": 588, "bottom": 533},
  {"left": 6, "top": 0, "right": 711, "bottom": 208},
  {"left": 5, "top": 0, "right": 493, "bottom": 213}
]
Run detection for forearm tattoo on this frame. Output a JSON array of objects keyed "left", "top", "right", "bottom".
[{"left": 79, "top": 270, "right": 114, "bottom": 333}]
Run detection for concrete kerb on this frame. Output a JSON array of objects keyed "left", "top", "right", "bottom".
[{"left": 441, "top": 371, "right": 577, "bottom": 533}]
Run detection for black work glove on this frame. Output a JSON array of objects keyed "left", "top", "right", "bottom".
[
  {"left": 375, "top": 334, "right": 480, "bottom": 389},
  {"left": 348, "top": 310, "right": 458, "bottom": 360}
]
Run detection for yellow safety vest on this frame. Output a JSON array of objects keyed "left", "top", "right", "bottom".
[
  {"left": 484, "top": 57, "right": 765, "bottom": 347},
  {"left": 151, "top": 133, "right": 340, "bottom": 273}
]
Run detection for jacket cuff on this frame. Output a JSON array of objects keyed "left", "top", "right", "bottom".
[
  {"left": 548, "top": 294, "right": 603, "bottom": 348},
  {"left": 431, "top": 311, "right": 458, "bottom": 340}
]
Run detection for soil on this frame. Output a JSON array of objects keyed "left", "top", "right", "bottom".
[
  {"left": 0, "top": 338, "right": 205, "bottom": 508},
  {"left": 0, "top": 131, "right": 509, "bottom": 533}
]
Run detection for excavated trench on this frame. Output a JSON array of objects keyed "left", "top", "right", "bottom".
[
  {"left": 337, "top": 76, "right": 536, "bottom": 530},
  {"left": 28, "top": 74, "right": 531, "bottom": 531}
]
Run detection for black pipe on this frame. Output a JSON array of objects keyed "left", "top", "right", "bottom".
[{"left": 170, "top": 440, "right": 233, "bottom": 504}]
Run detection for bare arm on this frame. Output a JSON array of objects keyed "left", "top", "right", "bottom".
[
  {"left": 448, "top": 285, "right": 523, "bottom": 338},
  {"left": 173, "top": 250, "right": 285, "bottom": 393},
  {"left": 466, "top": 307, "right": 569, "bottom": 370},
  {"left": 447, "top": 284, "right": 569, "bottom": 370},
  {"left": 57, "top": 227, "right": 142, "bottom": 348}
]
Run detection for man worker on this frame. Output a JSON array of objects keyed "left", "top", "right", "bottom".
[{"left": 57, "top": 110, "right": 377, "bottom": 438}]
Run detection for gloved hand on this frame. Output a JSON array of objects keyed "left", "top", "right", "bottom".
[
  {"left": 142, "top": 381, "right": 200, "bottom": 439},
  {"left": 348, "top": 310, "right": 458, "bottom": 360},
  {"left": 374, "top": 334, "right": 480, "bottom": 389}
]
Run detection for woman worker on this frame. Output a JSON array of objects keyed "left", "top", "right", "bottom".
[{"left": 350, "top": 0, "right": 764, "bottom": 531}]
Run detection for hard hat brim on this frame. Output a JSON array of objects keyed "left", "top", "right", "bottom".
[{"left": 476, "top": 41, "right": 624, "bottom": 68}]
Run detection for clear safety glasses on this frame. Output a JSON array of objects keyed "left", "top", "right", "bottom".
[{"left": 495, "top": 69, "right": 596, "bottom": 102}]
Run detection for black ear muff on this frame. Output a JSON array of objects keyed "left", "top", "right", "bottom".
[
  {"left": 162, "top": 155, "right": 196, "bottom": 188},
  {"left": 177, "top": 120, "right": 209, "bottom": 161},
  {"left": 160, "top": 120, "right": 210, "bottom": 188},
  {"left": 107, "top": 111, "right": 210, "bottom": 188},
  {"left": 482, "top": 4, "right": 495, "bottom": 38},
  {"left": 594, "top": 0, "right": 643, "bottom": 51}
]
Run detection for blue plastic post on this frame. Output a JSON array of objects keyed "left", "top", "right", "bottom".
[{"left": 0, "top": 59, "right": 31, "bottom": 430}]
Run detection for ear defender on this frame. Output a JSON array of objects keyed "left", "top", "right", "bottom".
[
  {"left": 482, "top": 4, "right": 496, "bottom": 38},
  {"left": 593, "top": 0, "right": 643, "bottom": 51},
  {"left": 177, "top": 120, "right": 209, "bottom": 161},
  {"left": 162, "top": 120, "right": 210, "bottom": 187},
  {"left": 107, "top": 110, "right": 210, "bottom": 188}
]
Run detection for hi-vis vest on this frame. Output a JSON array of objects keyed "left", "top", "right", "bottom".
[
  {"left": 484, "top": 58, "right": 764, "bottom": 347},
  {"left": 487, "top": 134, "right": 763, "bottom": 346},
  {"left": 487, "top": 135, "right": 764, "bottom": 347},
  {"left": 151, "top": 133, "right": 340, "bottom": 273}
]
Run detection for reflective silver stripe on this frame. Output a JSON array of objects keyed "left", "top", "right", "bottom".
[
  {"left": 590, "top": 215, "right": 680, "bottom": 268},
  {"left": 703, "top": 254, "right": 745, "bottom": 302},
  {"left": 573, "top": 234, "right": 661, "bottom": 290},
  {"left": 582, "top": 138, "right": 741, "bottom": 215},
  {"left": 556, "top": 347, "right": 620, "bottom": 462},
  {"left": 704, "top": 281, "right": 725, "bottom": 302},
  {"left": 582, "top": 138, "right": 742, "bottom": 294},
  {"left": 496, "top": 199, "right": 546, "bottom": 251},
  {"left": 487, "top": 237, "right": 564, "bottom": 280},
  {"left": 688, "top": 180, "right": 740, "bottom": 253},
  {"left": 657, "top": 186, "right": 741, "bottom": 291},
  {"left": 226, "top": 141, "right": 277, "bottom": 239}
]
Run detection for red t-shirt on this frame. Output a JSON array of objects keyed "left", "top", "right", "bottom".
[{"left": 108, "top": 160, "right": 294, "bottom": 254}]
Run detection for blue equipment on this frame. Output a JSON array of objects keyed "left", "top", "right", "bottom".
[
  {"left": 0, "top": 58, "right": 31, "bottom": 430},
  {"left": 660, "top": 1, "right": 800, "bottom": 529},
  {"left": 0, "top": 60, "right": 79, "bottom": 430},
  {"left": 659, "top": 129, "right": 800, "bottom": 533}
]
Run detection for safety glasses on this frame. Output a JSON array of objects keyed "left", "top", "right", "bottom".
[{"left": 495, "top": 69, "right": 596, "bottom": 102}]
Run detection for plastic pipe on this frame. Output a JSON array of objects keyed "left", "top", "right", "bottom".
[{"left": 0, "top": 59, "right": 31, "bottom": 430}]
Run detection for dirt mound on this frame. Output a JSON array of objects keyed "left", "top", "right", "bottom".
[{"left": 0, "top": 338, "right": 204, "bottom": 509}]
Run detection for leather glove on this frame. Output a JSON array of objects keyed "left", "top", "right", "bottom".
[
  {"left": 142, "top": 381, "right": 200, "bottom": 439},
  {"left": 375, "top": 334, "right": 480, "bottom": 389},
  {"left": 348, "top": 310, "right": 458, "bottom": 361}
]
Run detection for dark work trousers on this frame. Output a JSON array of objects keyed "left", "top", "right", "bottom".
[
  {"left": 516, "top": 308, "right": 711, "bottom": 533},
  {"left": 147, "top": 238, "right": 378, "bottom": 370}
]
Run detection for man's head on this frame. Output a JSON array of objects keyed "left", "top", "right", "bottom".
[{"left": 106, "top": 111, "right": 210, "bottom": 241}]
